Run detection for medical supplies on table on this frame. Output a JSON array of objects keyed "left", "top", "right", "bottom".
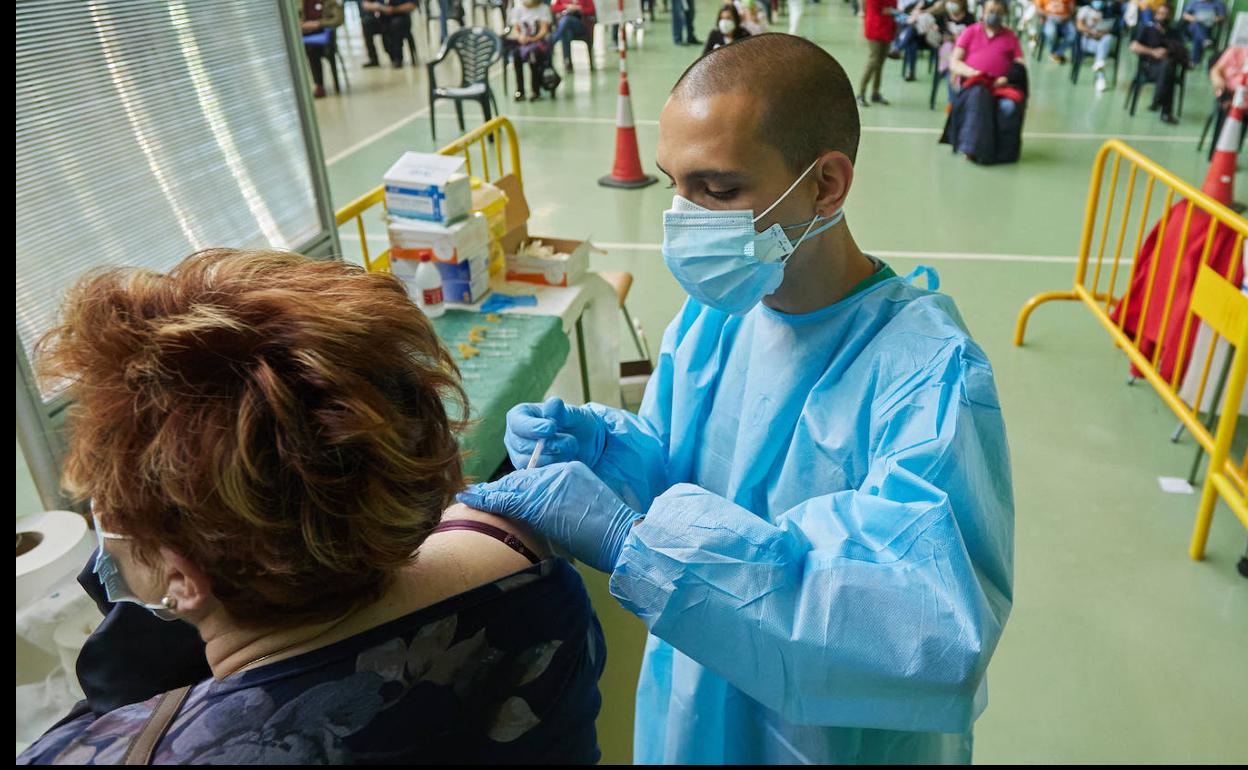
[
  {"left": 388, "top": 214, "right": 492, "bottom": 304},
  {"left": 470, "top": 180, "right": 509, "bottom": 277},
  {"left": 383, "top": 152, "right": 472, "bottom": 223},
  {"left": 490, "top": 175, "right": 591, "bottom": 288}
]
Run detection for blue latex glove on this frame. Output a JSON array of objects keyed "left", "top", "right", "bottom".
[
  {"left": 457, "top": 461, "right": 642, "bottom": 573},
  {"left": 503, "top": 397, "right": 607, "bottom": 470}
]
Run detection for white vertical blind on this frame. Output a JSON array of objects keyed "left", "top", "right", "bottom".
[{"left": 16, "top": 0, "right": 326, "bottom": 399}]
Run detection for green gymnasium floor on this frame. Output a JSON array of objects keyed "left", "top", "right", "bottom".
[{"left": 15, "top": 2, "right": 1247, "bottom": 763}]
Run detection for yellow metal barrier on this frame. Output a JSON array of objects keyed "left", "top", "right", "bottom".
[
  {"left": 1014, "top": 140, "right": 1248, "bottom": 560},
  {"left": 334, "top": 116, "right": 523, "bottom": 274}
]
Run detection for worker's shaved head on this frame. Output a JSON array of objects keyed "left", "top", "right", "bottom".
[{"left": 671, "top": 34, "right": 860, "bottom": 170}]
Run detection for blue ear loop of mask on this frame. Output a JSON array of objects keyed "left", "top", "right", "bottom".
[
  {"left": 91, "top": 503, "right": 179, "bottom": 621},
  {"left": 661, "top": 157, "right": 847, "bottom": 315}
]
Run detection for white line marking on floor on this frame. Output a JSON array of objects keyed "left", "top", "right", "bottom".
[
  {"left": 593, "top": 241, "right": 1097, "bottom": 264},
  {"left": 504, "top": 114, "right": 1201, "bottom": 143},
  {"left": 326, "top": 107, "right": 430, "bottom": 166},
  {"left": 341, "top": 232, "right": 1142, "bottom": 267}
]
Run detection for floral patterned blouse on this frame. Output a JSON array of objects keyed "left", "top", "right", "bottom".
[{"left": 19, "top": 558, "right": 605, "bottom": 764}]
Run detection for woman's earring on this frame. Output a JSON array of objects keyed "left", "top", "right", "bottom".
[{"left": 160, "top": 595, "right": 178, "bottom": 611}]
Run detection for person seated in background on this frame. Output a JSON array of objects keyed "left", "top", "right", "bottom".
[
  {"left": 550, "top": 0, "right": 597, "bottom": 73},
  {"left": 298, "top": 0, "right": 344, "bottom": 99},
  {"left": 357, "top": 0, "right": 385, "bottom": 67},
  {"left": 934, "top": 0, "right": 975, "bottom": 101},
  {"left": 363, "top": 0, "right": 418, "bottom": 68},
  {"left": 1129, "top": 1, "right": 1187, "bottom": 125},
  {"left": 507, "top": 0, "right": 556, "bottom": 101},
  {"left": 734, "top": 0, "right": 770, "bottom": 35},
  {"left": 1209, "top": 41, "right": 1248, "bottom": 144},
  {"left": 942, "top": 0, "right": 1029, "bottom": 163},
  {"left": 1076, "top": 0, "right": 1123, "bottom": 92},
  {"left": 16, "top": 250, "right": 606, "bottom": 765},
  {"left": 1039, "top": 0, "right": 1077, "bottom": 63},
  {"left": 889, "top": 0, "right": 945, "bottom": 81},
  {"left": 1181, "top": 0, "right": 1226, "bottom": 64},
  {"left": 703, "top": 4, "right": 753, "bottom": 54}
]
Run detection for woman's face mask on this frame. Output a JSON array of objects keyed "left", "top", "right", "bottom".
[
  {"left": 984, "top": 10, "right": 1004, "bottom": 27},
  {"left": 947, "top": 2, "right": 962, "bottom": 14},
  {"left": 718, "top": 17, "right": 737, "bottom": 34},
  {"left": 91, "top": 504, "right": 179, "bottom": 621},
  {"left": 661, "top": 157, "right": 844, "bottom": 315}
]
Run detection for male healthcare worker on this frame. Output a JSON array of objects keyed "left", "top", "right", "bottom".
[{"left": 459, "top": 34, "right": 1014, "bottom": 764}]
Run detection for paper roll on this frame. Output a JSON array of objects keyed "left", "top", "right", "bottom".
[
  {"left": 53, "top": 611, "right": 98, "bottom": 701},
  {"left": 16, "top": 511, "right": 94, "bottom": 610}
]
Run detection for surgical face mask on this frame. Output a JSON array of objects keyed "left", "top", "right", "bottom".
[
  {"left": 984, "top": 10, "right": 1003, "bottom": 26},
  {"left": 718, "top": 18, "right": 737, "bottom": 34},
  {"left": 661, "top": 157, "right": 845, "bottom": 315},
  {"left": 946, "top": 2, "right": 962, "bottom": 13},
  {"left": 91, "top": 506, "right": 179, "bottom": 621},
  {"left": 1091, "top": 0, "right": 1105, "bottom": 10}
]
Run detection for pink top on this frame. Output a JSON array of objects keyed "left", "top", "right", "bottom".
[
  {"left": 956, "top": 23, "right": 1024, "bottom": 79},
  {"left": 1213, "top": 46, "right": 1248, "bottom": 93}
]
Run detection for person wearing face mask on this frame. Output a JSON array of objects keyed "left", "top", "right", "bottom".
[
  {"left": 1128, "top": 2, "right": 1187, "bottom": 124},
  {"left": 943, "top": 0, "right": 1029, "bottom": 163},
  {"left": 17, "top": 251, "right": 607, "bottom": 765},
  {"left": 703, "top": 4, "right": 753, "bottom": 54},
  {"left": 458, "top": 34, "right": 1014, "bottom": 765},
  {"left": 506, "top": 0, "right": 557, "bottom": 101},
  {"left": 1075, "top": 0, "right": 1122, "bottom": 93}
]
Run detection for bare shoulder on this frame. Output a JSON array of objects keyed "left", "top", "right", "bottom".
[{"left": 414, "top": 503, "right": 552, "bottom": 592}]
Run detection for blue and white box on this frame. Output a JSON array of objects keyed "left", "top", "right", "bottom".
[{"left": 383, "top": 152, "right": 472, "bottom": 224}]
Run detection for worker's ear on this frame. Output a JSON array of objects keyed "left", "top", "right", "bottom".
[{"left": 812, "top": 151, "right": 854, "bottom": 218}]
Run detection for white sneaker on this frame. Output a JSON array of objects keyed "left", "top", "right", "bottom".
[
  {"left": 1092, "top": 60, "right": 1106, "bottom": 72},
  {"left": 1095, "top": 74, "right": 1108, "bottom": 93}
]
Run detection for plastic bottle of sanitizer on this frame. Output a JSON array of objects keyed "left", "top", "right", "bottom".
[{"left": 414, "top": 253, "right": 445, "bottom": 318}]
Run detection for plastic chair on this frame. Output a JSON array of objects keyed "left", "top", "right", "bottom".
[
  {"left": 1124, "top": 54, "right": 1187, "bottom": 118},
  {"left": 472, "top": 0, "right": 509, "bottom": 29},
  {"left": 326, "top": 27, "right": 351, "bottom": 93},
  {"left": 562, "top": 14, "right": 597, "bottom": 72},
  {"left": 426, "top": 27, "right": 503, "bottom": 141}
]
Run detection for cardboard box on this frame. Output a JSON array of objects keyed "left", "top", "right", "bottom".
[
  {"left": 443, "top": 272, "right": 491, "bottom": 304},
  {"left": 383, "top": 152, "right": 472, "bottom": 223},
  {"left": 434, "top": 249, "right": 489, "bottom": 283},
  {"left": 388, "top": 214, "right": 489, "bottom": 265},
  {"left": 494, "top": 174, "right": 592, "bottom": 288},
  {"left": 505, "top": 238, "right": 590, "bottom": 288}
]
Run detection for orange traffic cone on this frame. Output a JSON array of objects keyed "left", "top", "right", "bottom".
[
  {"left": 1202, "top": 86, "right": 1244, "bottom": 205},
  {"left": 598, "top": 21, "right": 656, "bottom": 190}
]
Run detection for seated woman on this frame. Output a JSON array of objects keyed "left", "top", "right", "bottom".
[
  {"left": 889, "top": 0, "right": 944, "bottom": 81},
  {"left": 702, "top": 4, "right": 752, "bottom": 55},
  {"left": 1075, "top": 0, "right": 1123, "bottom": 93},
  {"left": 17, "top": 250, "right": 605, "bottom": 765},
  {"left": 941, "top": 0, "right": 1029, "bottom": 164},
  {"left": 298, "top": 0, "right": 344, "bottom": 99},
  {"left": 550, "top": 0, "right": 596, "bottom": 73},
  {"left": 507, "top": 0, "right": 558, "bottom": 101}
]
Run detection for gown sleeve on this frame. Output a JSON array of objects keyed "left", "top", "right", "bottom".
[{"left": 609, "top": 341, "right": 1015, "bottom": 733}]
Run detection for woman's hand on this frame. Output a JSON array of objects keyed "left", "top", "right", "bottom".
[{"left": 993, "top": 75, "right": 1009, "bottom": 87}]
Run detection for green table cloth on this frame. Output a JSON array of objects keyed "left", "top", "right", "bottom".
[{"left": 431, "top": 309, "right": 569, "bottom": 482}]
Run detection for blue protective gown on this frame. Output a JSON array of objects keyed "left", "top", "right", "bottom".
[{"left": 585, "top": 265, "right": 1014, "bottom": 764}]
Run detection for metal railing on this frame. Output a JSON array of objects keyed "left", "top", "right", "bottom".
[{"left": 1015, "top": 139, "right": 1248, "bottom": 559}]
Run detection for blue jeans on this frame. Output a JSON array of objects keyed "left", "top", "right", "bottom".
[
  {"left": 551, "top": 14, "right": 588, "bottom": 62},
  {"left": 1044, "top": 16, "right": 1076, "bottom": 57},
  {"left": 671, "top": 0, "right": 695, "bottom": 43},
  {"left": 1187, "top": 22, "right": 1213, "bottom": 64},
  {"left": 1081, "top": 33, "right": 1115, "bottom": 67}
]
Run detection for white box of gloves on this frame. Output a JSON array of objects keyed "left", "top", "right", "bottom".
[{"left": 383, "top": 152, "right": 472, "bottom": 223}]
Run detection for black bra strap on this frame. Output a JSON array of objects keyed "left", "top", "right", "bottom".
[{"left": 430, "top": 520, "right": 541, "bottom": 565}]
